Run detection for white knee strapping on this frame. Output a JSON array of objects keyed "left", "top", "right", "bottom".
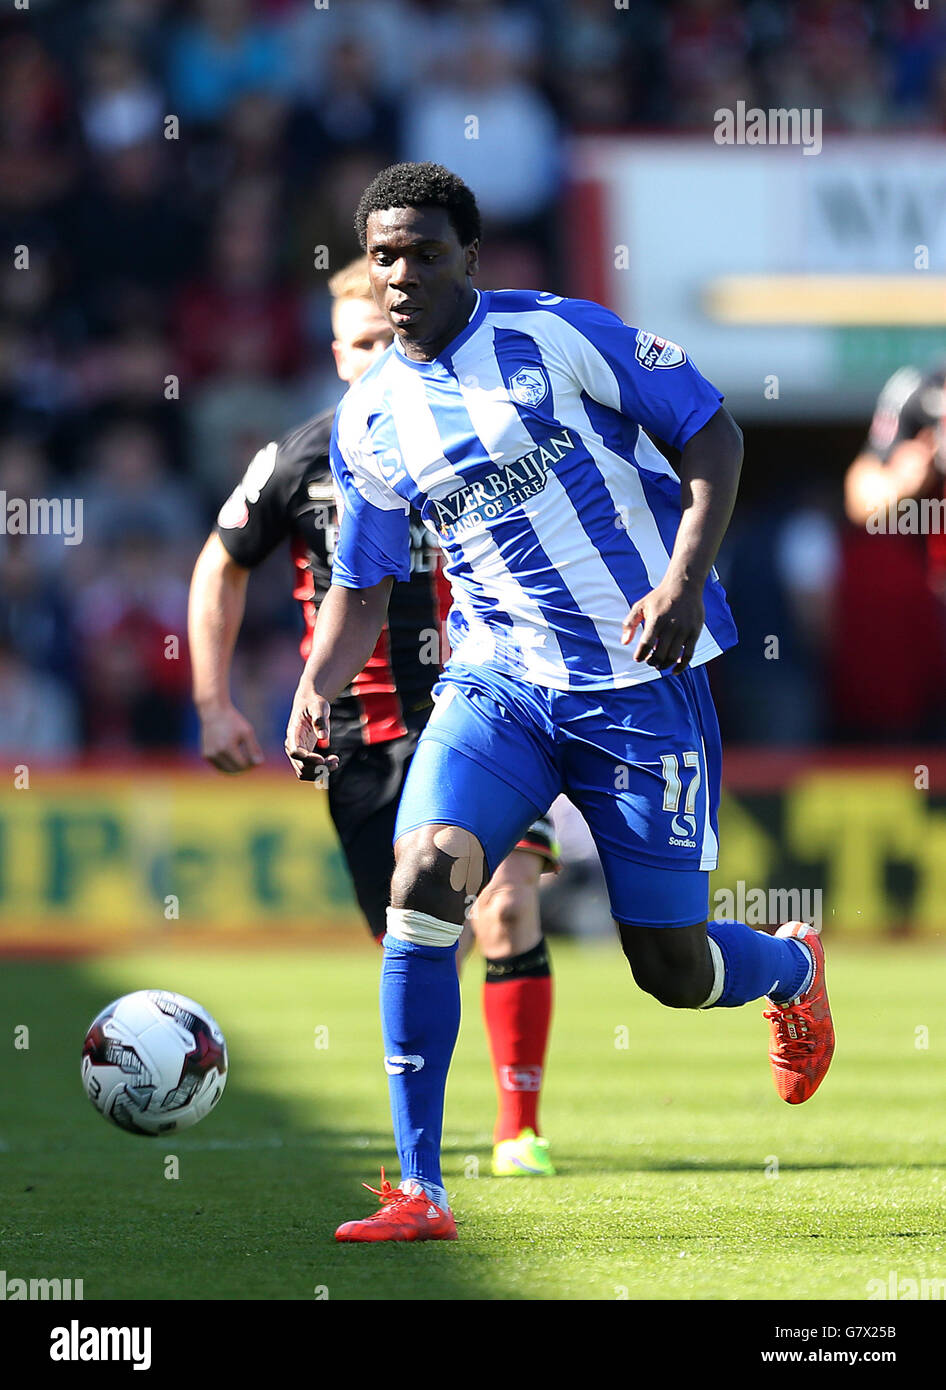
[
  {"left": 698, "top": 936, "right": 725, "bottom": 1009},
  {"left": 386, "top": 907, "right": 462, "bottom": 949}
]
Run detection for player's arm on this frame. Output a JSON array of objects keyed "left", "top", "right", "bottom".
[
  {"left": 624, "top": 405, "right": 743, "bottom": 672},
  {"left": 844, "top": 431, "right": 937, "bottom": 526},
  {"left": 285, "top": 410, "right": 410, "bottom": 781},
  {"left": 187, "top": 532, "right": 264, "bottom": 773},
  {"left": 284, "top": 577, "right": 394, "bottom": 781},
  {"left": 845, "top": 367, "right": 940, "bottom": 525}
]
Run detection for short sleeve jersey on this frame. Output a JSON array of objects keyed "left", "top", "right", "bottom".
[{"left": 329, "top": 289, "right": 738, "bottom": 691}]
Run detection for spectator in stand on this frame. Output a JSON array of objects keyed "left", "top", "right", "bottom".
[
  {"left": 662, "top": 0, "right": 751, "bottom": 127},
  {"left": 0, "top": 435, "right": 77, "bottom": 679},
  {"left": 172, "top": 178, "right": 304, "bottom": 384},
  {"left": 75, "top": 417, "right": 203, "bottom": 563},
  {"left": 78, "top": 31, "right": 163, "bottom": 157},
  {"left": 221, "top": 88, "right": 290, "bottom": 180},
  {"left": 399, "top": 40, "right": 559, "bottom": 256},
  {"left": 166, "top": 0, "right": 289, "bottom": 125},
  {"left": 549, "top": 0, "right": 647, "bottom": 131},
  {"left": 0, "top": 239, "right": 80, "bottom": 437},
  {"left": 0, "top": 34, "right": 78, "bottom": 214},
  {"left": 73, "top": 529, "right": 192, "bottom": 750},
  {"left": 0, "top": 537, "right": 76, "bottom": 682},
  {"left": 885, "top": 1, "right": 946, "bottom": 121},
  {"left": 281, "top": 0, "right": 419, "bottom": 103},
  {"left": 415, "top": 0, "right": 544, "bottom": 85},
  {"left": 0, "top": 633, "right": 79, "bottom": 758},
  {"left": 286, "top": 35, "right": 399, "bottom": 180},
  {"left": 74, "top": 322, "right": 186, "bottom": 467},
  {"left": 65, "top": 133, "right": 203, "bottom": 333}
]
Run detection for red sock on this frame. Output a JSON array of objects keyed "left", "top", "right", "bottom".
[{"left": 482, "top": 947, "right": 552, "bottom": 1143}]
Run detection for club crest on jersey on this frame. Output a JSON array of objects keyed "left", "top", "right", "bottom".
[
  {"left": 634, "top": 331, "right": 686, "bottom": 371},
  {"left": 507, "top": 366, "right": 550, "bottom": 408}
]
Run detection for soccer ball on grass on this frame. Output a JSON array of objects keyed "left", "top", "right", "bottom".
[{"left": 81, "top": 990, "right": 228, "bottom": 1136}]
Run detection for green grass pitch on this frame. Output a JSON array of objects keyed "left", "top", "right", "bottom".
[{"left": 1, "top": 939, "right": 944, "bottom": 1301}]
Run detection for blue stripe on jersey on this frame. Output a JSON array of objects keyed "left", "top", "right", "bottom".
[
  {"left": 580, "top": 393, "right": 681, "bottom": 561},
  {"left": 580, "top": 392, "right": 738, "bottom": 653},
  {"left": 544, "top": 298, "right": 722, "bottom": 451},
  {"left": 492, "top": 327, "right": 655, "bottom": 615},
  {"left": 418, "top": 363, "right": 613, "bottom": 680}
]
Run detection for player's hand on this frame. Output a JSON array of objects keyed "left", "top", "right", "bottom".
[
  {"left": 622, "top": 577, "right": 705, "bottom": 674},
  {"left": 891, "top": 428, "right": 939, "bottom": 497},
  {"left": 199, "top": 704, "right": 264, "bottom": 774},
  {"left": 284, "top": 688, "right": 339, "bottom": 781}
]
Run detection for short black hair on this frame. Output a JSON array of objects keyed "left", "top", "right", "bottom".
[{"left": 355, "top": 162, "right": 482, "bottom": 250}]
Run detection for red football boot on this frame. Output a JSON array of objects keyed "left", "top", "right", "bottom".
[
  {"left": 335, "top": 1169, "right": 458, "bottom": 1243},
  {"left": 763, "top": 922, "right": 835, "bottom": 1104}
]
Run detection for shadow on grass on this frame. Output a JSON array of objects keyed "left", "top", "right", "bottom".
[{"left": 0, "top": 957, "right": 512, "bottom": 1301}]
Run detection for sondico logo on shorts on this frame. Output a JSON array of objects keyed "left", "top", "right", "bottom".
[
  {"left": 669, "top": 814, "right": 697, "bottom": 849},
  {"left": 384, "top": 1055, "right": 425, "bottom": 1074}
]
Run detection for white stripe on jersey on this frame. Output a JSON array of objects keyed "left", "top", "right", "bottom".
[
  {"left": 385, "top": 364, "right": 462, "bottom": 499},
  {"left": 386, "top": 366, "right": 573, "bottom": 683}
]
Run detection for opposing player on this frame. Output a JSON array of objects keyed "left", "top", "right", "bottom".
[
  {"left": 844, "top": 361, "right": 946, "bottom": 583},
  {"left": 188, "top": 257, "right": 559, "bottom": 1178},
  {"left": 286, "top": 164, "right": 835, "bottom": 1243}
]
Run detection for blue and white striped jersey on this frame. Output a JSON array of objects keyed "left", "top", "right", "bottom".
[{"left": 329, "top": 289, "right": 738, "bottom": 691}]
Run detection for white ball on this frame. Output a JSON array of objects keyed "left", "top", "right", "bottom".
[{"left": 81, "top": 990, "right": 228, "bottom": 1136}]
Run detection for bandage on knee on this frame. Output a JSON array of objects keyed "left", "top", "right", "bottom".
[{"left": 386, "top": 907, "right": 463, "bottom": 949}]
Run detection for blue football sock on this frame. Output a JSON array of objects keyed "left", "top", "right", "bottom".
[
  {"left": 380, "top": 933, "right": 460, "bottom": 1205},
  {"left": 705, "top": 921, "right": 811, "bottom": 1007}
]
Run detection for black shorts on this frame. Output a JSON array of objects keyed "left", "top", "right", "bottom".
[{"left": 328, "top": 734, "right": 560, "bottom": 940}]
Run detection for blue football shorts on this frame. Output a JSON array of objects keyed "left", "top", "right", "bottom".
[{"left": 394, "top": 660, "right": 722, "bottom": 928}]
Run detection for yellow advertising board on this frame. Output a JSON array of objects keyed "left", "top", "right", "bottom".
[
  {"left": 0, "top": 768, "right": 363, "bottom": 949},
  {"left": 0, "top": 758, "right": 944, "bottom": 949}
]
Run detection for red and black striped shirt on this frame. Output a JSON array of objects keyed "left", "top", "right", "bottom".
[{"left": 215, "top": 408, "right": 449, "bottom": 754}]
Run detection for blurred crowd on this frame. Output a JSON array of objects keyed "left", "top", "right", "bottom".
[{"left": 2, "top": 0, "right": 946, "bottom": 758}]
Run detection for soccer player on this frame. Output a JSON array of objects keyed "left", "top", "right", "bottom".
[
  {"left": 285, "top": 164, "right": 835, "bottom": 1243},
  {"left": 844, "top": 361, "right": 946, "bottom": 563},
  {"left": 841, "top": 363, "right": 946, "bottom": 739},
  {"left": 188, "top": 256, "right": 559, "bottom": 1178}
]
